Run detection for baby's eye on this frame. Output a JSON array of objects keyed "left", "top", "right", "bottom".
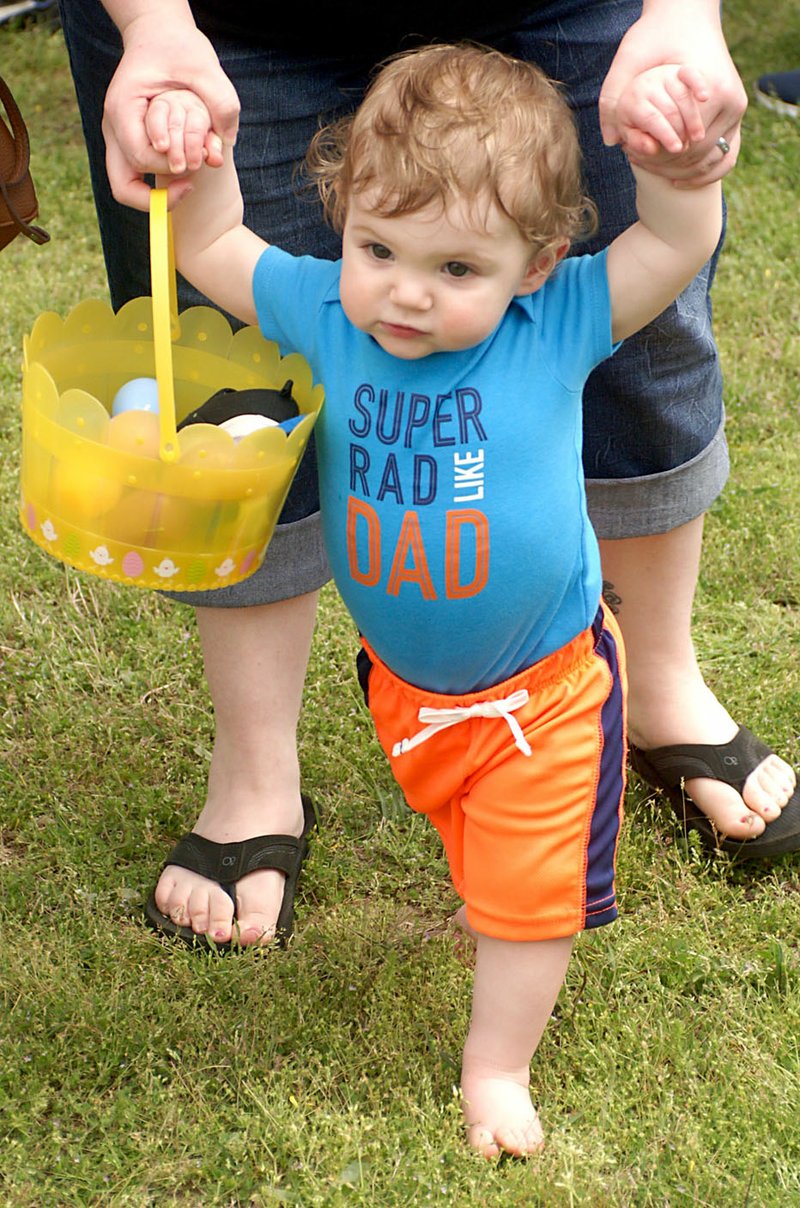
[
  {"left": 444, "top": 261, "right": 471, "bottom": 278},
  {"left": 369, "top": 243, "right": 393, "bottom": 261}
]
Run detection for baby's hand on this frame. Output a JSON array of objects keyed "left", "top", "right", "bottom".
[
  {"left": 614, "top": 65, "right": 710, "bottom": 160},
  {"left": 144, "top": 89, "right": 223, "bottom": 178}
]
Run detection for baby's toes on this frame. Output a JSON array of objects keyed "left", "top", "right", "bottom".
[
  {"left": 465, "top": 1123, "right": 500, "bottom": 1159},
  {"left": 494, "top": 1118, "right": 544, "bottom": 1157}
]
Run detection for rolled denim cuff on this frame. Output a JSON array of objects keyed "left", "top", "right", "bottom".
[
  {"left": 586, "top": 419, "right": 729, "bottom": 540},
  {"left": 163, "top": 511, "right": 331, "bottom": 608}
]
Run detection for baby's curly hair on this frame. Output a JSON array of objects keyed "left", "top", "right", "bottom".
[{"left": 305, "top": 43, "right": 597, "bottom": 266}]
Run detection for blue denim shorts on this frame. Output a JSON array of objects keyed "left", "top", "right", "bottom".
[{"left": 59, "top": 0, "right": 728, "bottom": 606}]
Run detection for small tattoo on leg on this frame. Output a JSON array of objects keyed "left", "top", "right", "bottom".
[{"left": 602, "top": 580, "right": 622, "bottom": 615}]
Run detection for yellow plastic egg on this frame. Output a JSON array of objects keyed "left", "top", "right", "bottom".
[
  {"left": 102, "top": 490, "right": 161, "bottom": 546},
  {"left": 52, "top": 444, "right": 123, "bottom": 522},
  {"left": 148, "top": 493, "right": 201, "bottom": 549},
  {"left": 108, "top": 409, "right": 161, "bottom": 458},
  {"left": 103, "top": 490, "right": 202, "bottom": 550}
]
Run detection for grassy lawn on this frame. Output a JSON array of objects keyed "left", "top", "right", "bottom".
[{"left": 0, "top": 4, "right": 798, "bottom": 1204}]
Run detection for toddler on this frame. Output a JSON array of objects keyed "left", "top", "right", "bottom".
[{"left": 149, "top": 45, "right": 722, "bottom": 1157}]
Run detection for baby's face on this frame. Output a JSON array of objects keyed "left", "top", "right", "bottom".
[{"left": 340, "top": 191, "right": 546, "bottom": 359}]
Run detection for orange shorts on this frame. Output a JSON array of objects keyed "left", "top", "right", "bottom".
[{"left": 359, "top": 604, "right": 626, "bottom": 941}]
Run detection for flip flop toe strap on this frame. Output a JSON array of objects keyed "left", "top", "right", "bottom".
[
  {"left": 164, "top": 832, "right": 305, "bottom": 886},
  {"left": 632, "top": 725, "right": 771, "bottom": 794}
]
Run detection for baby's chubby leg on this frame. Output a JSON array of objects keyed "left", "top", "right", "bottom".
[{"left": 461, "top": 931, "right": 574, "bottom": 1158}]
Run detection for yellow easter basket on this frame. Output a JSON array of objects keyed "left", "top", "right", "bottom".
[{"left": 19, "top": 189, "right": 324, "bottom": 591}]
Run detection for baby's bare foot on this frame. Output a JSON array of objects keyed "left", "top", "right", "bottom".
[{"left": 461, "top": 1061, "right": 544, "bottom": 1158}]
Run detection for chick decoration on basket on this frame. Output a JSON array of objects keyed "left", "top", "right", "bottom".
[{"left": 19, "top": 189, "right": 324, "bottom": 592}]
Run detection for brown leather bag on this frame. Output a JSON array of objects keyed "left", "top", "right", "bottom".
[{"left": 0, "top": 74, "right": 49, "bottom": 250}]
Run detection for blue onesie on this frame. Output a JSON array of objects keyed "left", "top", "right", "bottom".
[{"left": 253, "top": 246, "right": 617, "bottom": 695}]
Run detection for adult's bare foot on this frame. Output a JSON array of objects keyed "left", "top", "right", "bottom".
[
  {"left": 629, "top": 680, "right": 795, "bottom": 841},
  {"left": 153, "top": 790, "right": 306, "bottom": 945}
]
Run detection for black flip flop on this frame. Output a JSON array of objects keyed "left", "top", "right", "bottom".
[
  {"left": 630, "top": 727, "right": 800, "bottom": 860},
  {"left": 145, "top": 794, "right": 318, "bottom": 950}
]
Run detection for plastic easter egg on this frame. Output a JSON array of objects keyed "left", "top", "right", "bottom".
[
  {"left": 103, "top": 491, "right": 193, "bottom": 550},
  {"left": 148, "top": 493, "right": 198, "bottom": 548},
  {"left": 103, "top": 490, "right": 161, "bottom": 546},
  {"left": 108, "top": 408, "right": 161, "bottom": 458},
  {"left": 111, "top": 377, "right": 160, "bottom": 416},
  {"left": 52, "top": 446, "right": 124, "bottom": 521},
  {"left": 219, "top": 413, "right": 278, "bottom": 443},
  {"left": 177, "top": 422, "right": 236, "bottom": 470}
]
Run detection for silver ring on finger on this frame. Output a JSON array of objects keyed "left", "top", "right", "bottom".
[{"left": 716, "top": 135, "right": 731, "bottom": 157}]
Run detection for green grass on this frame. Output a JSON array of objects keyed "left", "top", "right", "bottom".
[{"left": 1, "top": 6, "right": 799, "bottom": 1204}]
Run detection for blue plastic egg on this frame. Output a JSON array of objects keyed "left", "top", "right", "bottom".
[{"left": 111, "top": 377, "right": 161, "bottom": 416}]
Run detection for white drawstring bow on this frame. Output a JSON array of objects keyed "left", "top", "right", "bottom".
[{"left": 392, "top": 688, "right": 532, "bottom": 758}]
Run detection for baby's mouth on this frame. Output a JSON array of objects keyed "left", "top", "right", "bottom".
[{"left": 380, "top": 320, "right": 426, "bottom": 338}]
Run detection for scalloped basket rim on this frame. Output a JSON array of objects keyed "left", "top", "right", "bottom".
[
  {"left": 22, "top": 304, "right": 325, "bottom": 469},
  {"left": 19, "top": 300, "right": 324, "bottom": 586}
]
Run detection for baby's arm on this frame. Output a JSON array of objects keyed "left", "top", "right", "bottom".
[
  {"left": 606, "top": 163, "right": 722, "bottom": 344},
  {"left": 158, "top": 138, "right": 267, "bottom": 326},
  {"left": 614, "top": 64, "right": 709, "bottom": 157}
]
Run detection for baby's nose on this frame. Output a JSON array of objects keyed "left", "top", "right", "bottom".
[{"left": 390, "top": 273, "right": 432, "bottom": 310}]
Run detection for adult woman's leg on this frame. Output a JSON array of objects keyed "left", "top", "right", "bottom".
[
  {"left": 59, "top": 0, "right": 369, "bottom": 939},
  {"left": 600, "top": 521, "right": 795, "bottom": 840},
  {"left": 499, "top": 0, "right": 800, "bottom": 851},
  {"left": 154, "top": 591, "right": 319, "bottom": 944}
]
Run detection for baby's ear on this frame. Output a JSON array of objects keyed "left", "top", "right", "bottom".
[{"left": 516, "top": 238, "right": 571, "bottom": 296}]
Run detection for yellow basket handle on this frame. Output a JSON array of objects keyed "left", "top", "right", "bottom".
[{"left": 149, "top": 188, "right": 180, "bottom": 463}]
